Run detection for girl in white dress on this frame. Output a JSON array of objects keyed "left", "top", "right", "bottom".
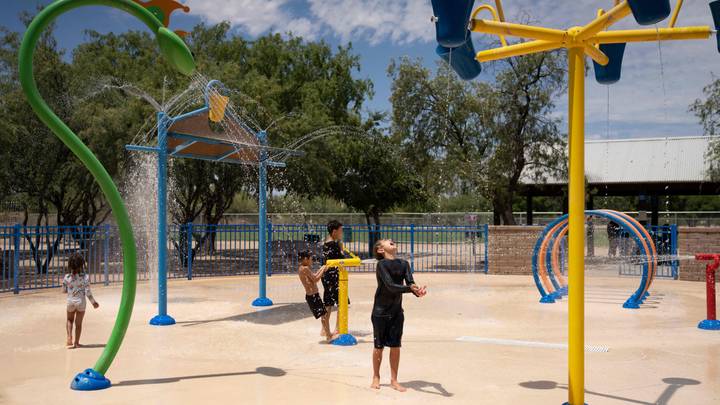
[{"left": 62, "top": 253, "right": 99, "bottom": 348}]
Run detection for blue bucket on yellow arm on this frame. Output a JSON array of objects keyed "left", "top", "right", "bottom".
[
  {"left": 627, "top": 0, "right": 671, "bottom": 25},
  {"left": 593, "top": 43, "right": 626, "bottom": 85},
  {"left": 431, "top": 0, "right": 476, "bottom": 48},
  {"left": 436, "top": 35, "right": 482, "bottom": 81},
  {"left": 709, "top": 1, "right": 720, "bottom": 53}
]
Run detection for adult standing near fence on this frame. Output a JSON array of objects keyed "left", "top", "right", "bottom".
[
  {"left": 607, "top": 220, "right": 621, "bottom": 257},
  {"left": 322, "top": 220, "right": 349, "bottom": 335}
]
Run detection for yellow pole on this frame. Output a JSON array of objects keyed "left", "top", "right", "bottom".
[
  {"left": 594, "top": 26, "right": 711, "bottom": 43},
  {"left": 475, "top": 39, "right": 561, "bottom": 62},
  {"left": 576, "top": 1, "right": 631, "bottom": 40},
  {"left": 567, "top": 46, "right": 586, "bottom": 405},
  {"left": 470, "top": 19, "right": 566, "bottom": 42},
  {"left": 494, "top": 0, "right": 506, "bottom": 22},
  {"left": 470, "top": 6, "right": 509, "bottom": 47},
  {"left": 669, "top": 0, "right": 684, "bottom": 28},
  {"left": 583, "top": 44, "right": 609, "bottom": 66},
  {"left": 338, "top": 266, "right": 349, "bottom": 335}
]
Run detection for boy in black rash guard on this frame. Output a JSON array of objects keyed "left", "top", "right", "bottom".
[
  {"left": 321, "top": 220, "right": 347, "bottom": 335},
  {"left": 371, "top": 239, "right": 427, "bottom": 392}
]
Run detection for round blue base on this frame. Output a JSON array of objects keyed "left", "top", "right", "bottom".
[
  {"left": 70, "top": 368, "right": 111, "bottom": 391},
  {"left": 252, "top": 297, "right": 273, "bottom": 307},
  {"left": 623, "top": 300, "right": 640, "bottom": 309},
  {"left": 149, "top": 314, "right": 176, "bottom": 326},
  {"left": 698, "top": 319, "right": 720, "bottom": 330},
  {"left": 331, "top": 333, "right": 357, "bottom": 346},
  {"left": 540, "top": 295, "right": 556, "bottom": 304}
]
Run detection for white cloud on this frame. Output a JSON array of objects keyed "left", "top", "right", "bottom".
[
  {"left": 190, "top": 0, "right": 434, "bottom": 44},
  {"left": 190, "top": 0, "right": 320, "bottom": 39},
  {"left": 307, "top": 0, "right": 433, "bottom": 45}
]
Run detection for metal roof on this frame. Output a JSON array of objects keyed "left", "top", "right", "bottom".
[{"left": 524, "top": 136, "right": 718, "bottom": 185}]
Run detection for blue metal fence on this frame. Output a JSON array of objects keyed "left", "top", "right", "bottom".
[
  {"left": 0, "top": 225, "right": 112, "bottom": 293},
  {"left": 618, "top": 224, "right": 679, "bottom": 279},
  {"left": 1, "top": 223, "right": 489, "bottom": 293}
]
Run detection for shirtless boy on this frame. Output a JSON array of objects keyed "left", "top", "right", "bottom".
[{"left": 297, "top": 250, "right": 337, "bottom": 342}]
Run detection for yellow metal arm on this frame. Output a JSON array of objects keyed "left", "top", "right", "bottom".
[
  {"left": 594, "top": 26, "right": 712, "bottom": 44},
  {"left": 475, "top": 39, "right": 560, "bottom": 62},
  {"left": 494, "top": 0, "right": 506, "bottom": 22},
  {"left": 669, "top": 0, "right": 684, "bottom": 28},
  {"left": 471, "top": 5, "right": 508, "bottom": 47},
  {"left": 576, "top": 1, "right": 631, "bottom": 41},
  {"left": 471, "top": 19, "right": 567, "bottom": 43},
  {"left": 325, "top": 257, "right": 361, "bottom": 268},
  {"left": 583, "top": 44, "right": 609, "bottom": 66}
]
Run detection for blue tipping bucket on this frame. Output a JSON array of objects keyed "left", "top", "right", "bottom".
[{"left": 431, "top": 0, "right": 476, "bottom": 48}]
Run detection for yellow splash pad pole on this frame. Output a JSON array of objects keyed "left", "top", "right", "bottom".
[
  {"left": 325, "top": 254, "right": 361, "bottom": 346},
  {"left": 466, "top": 1, "right": 710, "bottom": 403}
]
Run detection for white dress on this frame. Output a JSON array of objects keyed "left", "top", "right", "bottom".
[{"left": 62, "top": 273, "right": 96, "bottom": 312}]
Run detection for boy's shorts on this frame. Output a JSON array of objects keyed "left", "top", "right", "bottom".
[
  {"left": 321, "top": 269, "right": 339, "bottom": 306},
  {"left": 321, "top": 269, "right": 349, "bottom": 307},
  {"left": 67, "top": 300, "right": 86, "bottom": 312},
  {"left": 371, "top": 311, "right": 404, "bottom": 349},
  {"left": 306, "top": 293, "right": 327, "bottom": 319}
]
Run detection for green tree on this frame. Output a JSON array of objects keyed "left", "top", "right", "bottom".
[
  {"left": 690, "top": 76, "right": 720, "bottom": 180},
  {"left": 389, "top": 54, "right": 566, "bottom": 225},
  {"left": 0, "top": 15, "right": 123, "bottom": 273}
]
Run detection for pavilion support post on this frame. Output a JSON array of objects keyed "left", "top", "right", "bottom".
[
  {"left": 651, "top": 194, "right": 659, "bottom": 226},
  {"left": 526, "top": 194, "right": 534, "bottom": 225}
]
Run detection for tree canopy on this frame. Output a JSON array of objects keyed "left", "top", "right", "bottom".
[{"left": 389, "top": 53, "right": 567, "bottom": 224}]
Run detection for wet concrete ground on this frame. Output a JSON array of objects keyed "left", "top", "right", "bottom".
[{"left": 0, "top": 273, "right": 717, "bottom": 404}]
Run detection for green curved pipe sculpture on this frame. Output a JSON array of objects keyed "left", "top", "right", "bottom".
[{"left": 18, "top": 0, "right": 195, "bottom": 390}]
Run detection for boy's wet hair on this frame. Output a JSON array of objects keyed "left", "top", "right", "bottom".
[
  {"left": 327, "top": 220, "right": 342, "bottom": 234},
  {"left": 373, "top": 240, "right": 385, "bottom": 260},
  {"left": 298, "top": 250, "right": 312, "bottom": 260},
  {"left": 68, "top": 252, "right": 85, "bottom": 273}
]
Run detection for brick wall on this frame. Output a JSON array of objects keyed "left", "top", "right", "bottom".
[
  {"left": 678, "top": 227, "right": 720, "bottom": 282},
  {"left": 485, "top": 225, "right": 720, "bottom": 281},
  {"left": 487, "top": 226, "right": 543, "bottom": 275}
]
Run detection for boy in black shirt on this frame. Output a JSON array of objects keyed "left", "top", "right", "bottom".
[
  {"left": 371, "top": 239, "right": 426, "bottom": 392},
  {"left": 322, "top": 220, "right": 347, "bottom": 335}
]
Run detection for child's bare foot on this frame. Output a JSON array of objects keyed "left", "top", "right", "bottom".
[
  {"left": 66, "top": 337, "right": 73, "bottom": 347},
  {"left": 370, "top": 377, "right": 380, "bottom": 389},
  {"left": 390, "top": 380, "right": 407, "bottom": 392},
  {"left": 326, "top": 333, "right": 339, "bottom": 342},
  {"left": 73, "top": 343, "right": 82, "bottom": 349}
]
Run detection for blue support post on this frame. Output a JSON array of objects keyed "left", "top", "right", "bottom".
[
  {"left": 484, "top": 223, "right": 489, "bottom": 274},
  {"left": 103, "top": 224, "right": 110, "bottom": 286},
  {"left": 13, "top": 224, "right": 20, "bottom": 294},
  {"left": 187, "top": 222, "right": 193, "bottom": 280},
  {"left": 253, "top": 130, "right": 273, "bottom": 307},
  {"left": 671, "top": 224, "right": 679, "bottom": 280},
  {"left": 409, "top": 224, "right": 415, "bottom": 273},
  {"left": 267, "top": 222, "right": 273, "bottom": 277},
  {"left": 150, "top": 112, "right": 175, "bottom": 326}
]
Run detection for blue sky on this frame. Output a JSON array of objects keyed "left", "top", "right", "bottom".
[{"left": 3, "top": 0, "right": 719, "bottom": 139}]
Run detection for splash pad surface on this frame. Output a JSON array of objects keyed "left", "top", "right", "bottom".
[{"left": 1, "top": 273, "right": 717, "bottom": 404}]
